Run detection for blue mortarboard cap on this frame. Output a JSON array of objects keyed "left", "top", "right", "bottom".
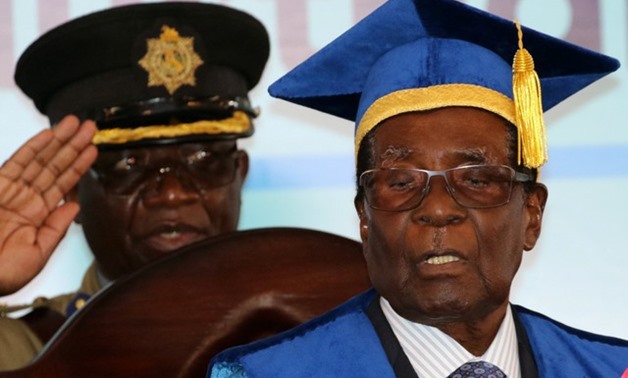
[{"left": 269, "top": 0, "right": 620, "bottom": 168}]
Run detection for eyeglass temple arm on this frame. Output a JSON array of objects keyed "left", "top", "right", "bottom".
[{"left": 514, "top": 170, "right": 535, "bottom": 182}]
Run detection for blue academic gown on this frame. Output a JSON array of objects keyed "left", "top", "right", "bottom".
[{"left": 208, "top": 289, "right": 628, "bottom": 378}]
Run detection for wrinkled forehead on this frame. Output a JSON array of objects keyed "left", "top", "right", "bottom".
[{"left": 364, "top": 107, "right": 515, "bottom": 165}]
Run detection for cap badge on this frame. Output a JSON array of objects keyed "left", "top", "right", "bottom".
[{"left": 138, "top": 25, "right": 204, "bottom": 94}]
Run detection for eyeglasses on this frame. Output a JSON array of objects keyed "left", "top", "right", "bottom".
[
  {"left": 89, "top": 145, "right": 239, "bottom": 196},
  {"left": 359, "top": 165, "right": 534, "bottom": 211}
]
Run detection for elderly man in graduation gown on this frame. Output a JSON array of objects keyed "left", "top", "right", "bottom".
[{"left": 207, "top": 0, "right": 628, "bottom": 377}]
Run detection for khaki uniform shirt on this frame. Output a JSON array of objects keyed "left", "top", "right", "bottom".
[{"left": 0, "top": 264, "right": 102, "bottom": 371}]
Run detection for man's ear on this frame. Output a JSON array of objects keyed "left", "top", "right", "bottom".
[
  {"left": 65, "top": 186, "right": 82, "bottom": 224},
  {"left": 523, "top": 183, "right": 548, "bottom": 251},
  {"left": 236, "top": 150, "right": 249, "bottom": 182},
  {"left": 354, "top": 196, "right": 369, "bottom": 243}
]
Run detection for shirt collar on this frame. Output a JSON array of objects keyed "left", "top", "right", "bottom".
[{"left": 380, "top": 297, "right": 521, "bottom": 378}]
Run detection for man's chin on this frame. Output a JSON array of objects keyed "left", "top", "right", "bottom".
[{"left": 391, "top": 292, "right": 480, "bottom": 324}]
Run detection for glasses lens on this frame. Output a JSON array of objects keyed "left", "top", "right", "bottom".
[
  {"left": 180, "top": 147, "right": 238, "bottom": 189},
  {"left": 361, "top": 169, "right": 428, "bottom": 211},
  {"left": 91, "top": 145, "right": 237, "bottom": 195},
  {"left": 447, "top": 165, "right": 515, "bottom": 208}
]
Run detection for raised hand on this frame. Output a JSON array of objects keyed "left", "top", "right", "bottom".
[{"left": 0, "top": 115, "right": 98, "bottom": 296}]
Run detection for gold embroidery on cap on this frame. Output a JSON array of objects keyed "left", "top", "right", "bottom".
[
  {"left": 355, "top": 84, "right": 515, "bottom": 163},
  {"left": 138, "top": 25, "right": 204, "bottom": 94},
  {"left": 92, "top": 111, "right": 252, "bottom": 145}
]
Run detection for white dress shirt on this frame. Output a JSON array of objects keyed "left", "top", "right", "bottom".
[{"left": 380, "top": 297, "right": 521, "bottom": 378}]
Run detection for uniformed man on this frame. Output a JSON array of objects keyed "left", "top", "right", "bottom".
[{"left": 0, "top": 2, "right": 269, "bottom": 370}]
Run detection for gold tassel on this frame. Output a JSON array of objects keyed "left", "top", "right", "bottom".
[{"left": 512, "top": 21, "right": 547, "bottom": 169}]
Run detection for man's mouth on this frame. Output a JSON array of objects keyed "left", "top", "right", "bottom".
[
  {"left": 424, "top": 255, "right": 461, "bottom": 265},
  {"left": 141, "top": 224, "right": 208, "bottom": 253},
  {"left": 158, "top": 229, "right": 186, "bottom": 239}
]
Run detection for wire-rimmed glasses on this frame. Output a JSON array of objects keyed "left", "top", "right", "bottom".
[{"left": 359, "top": 165, "right": 534, "bottom": 211}]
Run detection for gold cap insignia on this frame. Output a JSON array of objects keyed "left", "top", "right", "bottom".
[{"left": 138, "top": 25, "right": 204, "bottom": 94}]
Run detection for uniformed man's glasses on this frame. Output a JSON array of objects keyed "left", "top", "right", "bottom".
[
  {"left": 359, "top": 165, "right": 534, "bottom": 211},
  {"left": 89, "top": 145, "right": 239, "bottom": 196}
]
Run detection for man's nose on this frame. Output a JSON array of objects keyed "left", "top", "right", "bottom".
[
  {"left": 140, "top": 166, "right": 201, "bottom": 207},
  {"left": 411, "top": 175, "right": 466, "bottom": 226}
]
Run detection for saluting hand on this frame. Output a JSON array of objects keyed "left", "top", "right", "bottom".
[{"left": 0, "top": 115, "right": 97, "bottom": 296}]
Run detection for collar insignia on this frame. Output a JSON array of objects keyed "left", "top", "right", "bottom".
[{"left": 138, "top": 25, "right": 204, "bottom": 94}]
